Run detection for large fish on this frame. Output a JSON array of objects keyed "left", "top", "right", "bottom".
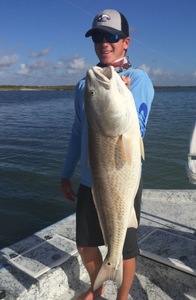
[{"left": 84, "top": 66, "right": 144, "bottom": 290}]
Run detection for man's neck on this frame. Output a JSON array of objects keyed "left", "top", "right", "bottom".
[{"left": 97, "top": 57, "right": 131, "bottom": 73}]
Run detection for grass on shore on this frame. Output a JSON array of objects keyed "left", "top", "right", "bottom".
[
  {"left": 0, "top": 85, "right": 196, "bottom": 91},
  {"left": 0, "top": 85, "right": 76, "bottom": 91}
]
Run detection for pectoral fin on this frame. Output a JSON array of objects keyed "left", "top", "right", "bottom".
[
  {"left": 140, "top": 136, "right": 145, "bottom": 160},
  {"left": 127, "top": 208, "right": 138, "bottom": 229},
  {"left": 121, "top": 133, "right": 133, "bottom": 165}
]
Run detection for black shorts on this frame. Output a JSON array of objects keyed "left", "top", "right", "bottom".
[{"left": 76, "top": 177, "right": 143, "bottom": 260}]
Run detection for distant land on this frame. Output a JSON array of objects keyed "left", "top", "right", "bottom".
[
  {"left": 0, "top": 85, "right": 76, "bottom": 91},
  {"left": 0, "top": 85, "right": 196, "bottom": 91}
]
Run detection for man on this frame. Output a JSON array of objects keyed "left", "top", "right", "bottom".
[{"left": 61, "top": 9, "right": 154, "bottom": 300}]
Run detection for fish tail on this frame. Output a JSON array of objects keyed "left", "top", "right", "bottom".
[{"left": 93, "top": 259, "right": 123, "bottom": 291}]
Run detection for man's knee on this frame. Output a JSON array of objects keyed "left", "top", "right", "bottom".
[
  {"left": 77, "top": 245, "right": 85, "bottom": 254},
  {"left": 77, "top": 245, "right": 99, "bottom": 257}
]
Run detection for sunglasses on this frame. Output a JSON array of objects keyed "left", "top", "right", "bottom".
[{"left": 92, "top": 32, "right": 126, "bottom": 43}]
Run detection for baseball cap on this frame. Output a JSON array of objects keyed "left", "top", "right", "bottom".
[{"left": 85, "top": 9, "right": 129, "bottom": 37}]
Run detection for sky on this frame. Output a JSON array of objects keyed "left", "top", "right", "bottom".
[{"left": 0, "top": 0, "right": 196, "bottom": 86}]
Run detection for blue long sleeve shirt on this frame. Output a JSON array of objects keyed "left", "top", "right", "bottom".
[{"left": 61, "top": 66, "right": 154, "bottom": 188}]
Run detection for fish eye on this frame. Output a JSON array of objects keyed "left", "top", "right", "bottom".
[{"left": 90, "top": 90, "right": 95, "bottom": 96}]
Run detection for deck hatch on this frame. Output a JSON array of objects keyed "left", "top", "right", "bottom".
[
  {"left": 8, "top": 234, "right": 77, "bottom": 278},
  {"left": 139, "top": 229, "right": 196, "bottom": 276}
]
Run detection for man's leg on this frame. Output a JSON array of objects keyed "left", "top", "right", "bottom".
[
  {"left": 116, "top": 258, "right": 136, "bottom": 300},
  {"left": 116, "top": 178, "right": 143, "bottom": 300},
  {"left": 75, "top": 246, "right": 104, "bottom": 300},
  {"left": 75, "top": 185, "right": 105, "bottom": 300}
]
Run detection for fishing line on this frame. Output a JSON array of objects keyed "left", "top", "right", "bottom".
[
  {"left": 131, "top": 37, "right": 195, "bottom": 73},
  {"left": 63, "top": 0, "right": 94, "bottom": 17},
  {"left": 63, "top": 0, "right": 195, "bottom": 73}
]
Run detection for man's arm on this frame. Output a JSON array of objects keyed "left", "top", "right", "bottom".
[
  {"left": 61, "top": 83, "right": 82, "bottom": 201},
  {"left": 129, "top": 69, "right": 154, "bottom": 138},
  {"left": 61, "top": 178, "right": 77, "bottom": 202}
]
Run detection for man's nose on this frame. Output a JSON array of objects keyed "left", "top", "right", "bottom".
[{"left": 101, "top": 37, "right": 109, "bottom": 44}]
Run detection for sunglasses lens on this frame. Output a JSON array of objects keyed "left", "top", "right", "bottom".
[
  {"left": 92, "top": 33, "right": 120, "bottom": 43},
  {"left": 105, "top": 33, "right": 119, "bottom": 43},
  {"left": 92, "top": 33, "right": 103, "bottom": 43}
]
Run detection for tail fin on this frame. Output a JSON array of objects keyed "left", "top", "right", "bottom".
[{"left": 93, "top": 259, "right": 123, "bottom": 291}]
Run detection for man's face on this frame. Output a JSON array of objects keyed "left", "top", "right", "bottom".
[{"left": 93, "top": 31, "right": 130, "bottom": 64}]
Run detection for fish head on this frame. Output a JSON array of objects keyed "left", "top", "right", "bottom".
[{"left": 85, "top": 66, "right": 134, "bottom": 137}]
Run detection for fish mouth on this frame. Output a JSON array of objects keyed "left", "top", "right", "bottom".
[{"left": 90, "top": 66, "right": 113, "bottom": 89}]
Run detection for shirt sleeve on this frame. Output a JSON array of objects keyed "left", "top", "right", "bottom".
[
  {"left": 61, "top": 83, "right": 82, "bottom": 179},
  {"left": 130, "top": 69, "right": 154, "bottom": 138}
]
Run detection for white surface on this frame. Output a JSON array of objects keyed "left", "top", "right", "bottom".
[
  {"left": 8, "top": 234, "right": 77, "bottom": 278},
  {"left": 1, "top": 190, "right": 196, "bottom": 300},
  {"left": 139, "top": 228, "right": 196, "bottom": 276}
]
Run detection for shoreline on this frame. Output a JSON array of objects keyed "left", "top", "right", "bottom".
[
  {"left": 0, "top": 85, "right": 196, "bottom": 91},
  {"left": 0, "top": 85, "right": 76, "bottom": 91}
]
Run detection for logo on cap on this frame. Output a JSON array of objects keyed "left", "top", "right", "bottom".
[{"left": 97, "top": 14, "right": 111, "bottom": 22}]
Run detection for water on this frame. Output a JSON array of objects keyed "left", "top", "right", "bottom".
[
  {"left": 143, "top": 88, "right": 196, "bottom": 189},
  {"left": 0, "top": 88, "right": 195, "bottom": 249}
]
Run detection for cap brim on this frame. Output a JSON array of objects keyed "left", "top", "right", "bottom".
[{"left": 85, "top": 26, "right": 123, "bottom": 37}]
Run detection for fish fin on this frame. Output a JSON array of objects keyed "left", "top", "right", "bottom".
[
  {"left": 121, "top": 133, "right": 132, "bottom": 165},
  {"left": 93, "top": 258, "right": 123, "bottom": 291},
  {"left": 140, "top": 136, "right": 145, "bottom": 161},
  {"left": 127, "top": 208, "right": 138, "bottom": 228}
]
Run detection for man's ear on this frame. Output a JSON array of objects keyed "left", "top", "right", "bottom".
[{"left": 124, "top": 37, "right": 130, "bottom": 50}]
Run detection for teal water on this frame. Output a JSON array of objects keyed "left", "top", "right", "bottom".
[{"left": 0, "top": 88, "right": 195, "bottom": 248}]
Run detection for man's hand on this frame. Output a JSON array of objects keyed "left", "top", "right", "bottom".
[
  {"left": 121, "top": 75, "right": 131, "bottom": 89},
  {"left": 61, "top": 178, "right": 77, "bottom": 202}
]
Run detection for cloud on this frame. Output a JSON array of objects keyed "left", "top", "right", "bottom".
[
  {"left": 1, "top": 52, "right": 195, "bottom": 87},
  {"left": 53, "top": 61, "right": 65, "bottom": 69},
  {"left": 53, "top": 54, "right": 82, "bottom": 70},
  {"left": 62, "top": 53, "right": 81, "bottom": 63},
  {"left": 67, "top": 57, "right": 92, "bottom": 75},
  {"left": 17, "top": 63, "right": 29, "bottom": 75},
  {"left": 10, "top": 54, "right": 93, "bottom": 85},
  {"left": 152, "top": 68, "right": 164, "bottom": 75},
  {"left": 139, "top": 64, "right": 168, "bottom": 78},
  {"left": 29, "top": 46, "right": 52, "bottom": 58},
  {"left": 3, "top": 50, "right": 195, "bottom": 87},
  {"left": 28, "top": 59, "right": 52, "bottom": 70},
  {"left": 68, "top": 57, "right": 85, "bottom": 71},
  {"left": 0, "top": 54, "right": 20, "bottom": 70},
  {"left": 0, "top": 44, "right": 21, "bottom": 55},
  {"left": 16, "top": 59, "right": 51, "bottom": 78},
  {"left": 6, "top": 44, "right": 21, "bottom": 54},
  {"left": 139, "top": 64, "right": 151, "bottom": 74},
  {"left": 139, "top": 64, "right": 196, "bottom": 86}
]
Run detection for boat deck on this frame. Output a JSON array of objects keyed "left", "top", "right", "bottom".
[{"left": 0, "top": 189, "right": 196, "bottom": 300}]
